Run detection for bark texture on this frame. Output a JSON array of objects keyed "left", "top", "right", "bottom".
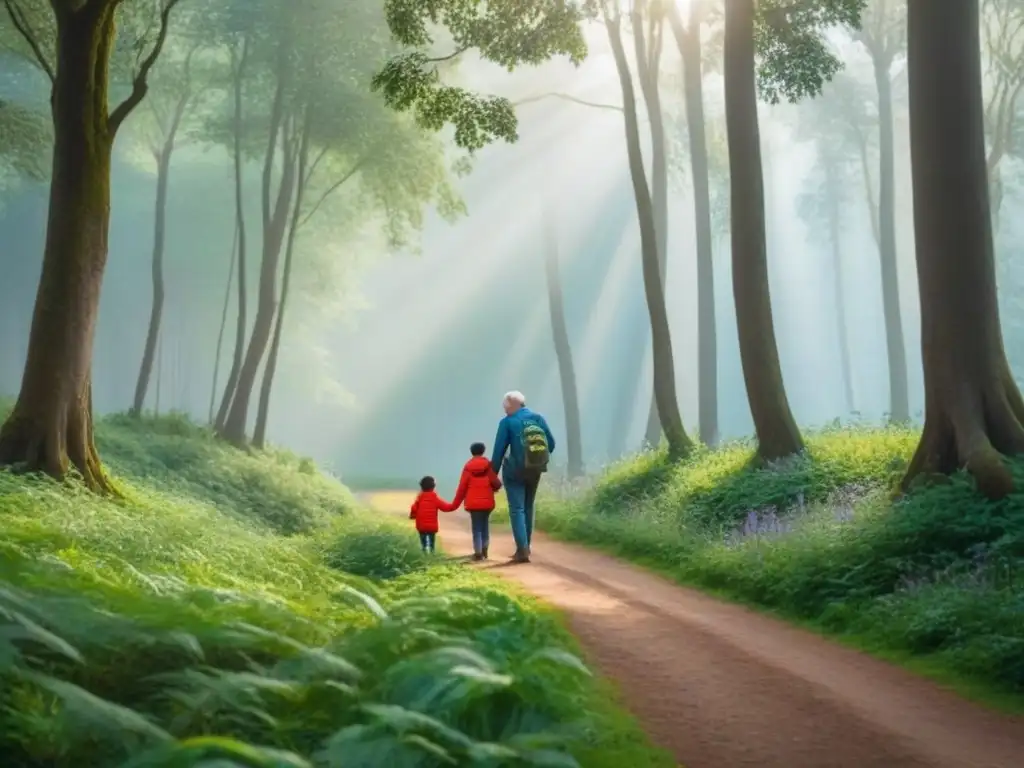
[
  {"left": 723, "top": 0, "right": 804, "bottom": 461},
  {"left": 605, "top": 8, "right": 691, "bottom": 460},
  {"left": 903, "top": 0, "right": 1024, "bottom": 498},
  {"left": 0, "top": 4, "right": 119, "bottom": 491},
  {"left": 669, "top": 1, "right": 719, "bottom": 446},
  {"left": 543, "top": 213, "right": 584, "bottom": 478}
]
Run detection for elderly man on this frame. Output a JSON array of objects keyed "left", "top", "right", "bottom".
[{"left": 490, "top": 390, "right": 556, "bottom": 563}]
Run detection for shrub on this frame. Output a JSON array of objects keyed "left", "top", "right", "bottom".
[{"left": 320, "top": 517, "right": 429, "bottom": 580}]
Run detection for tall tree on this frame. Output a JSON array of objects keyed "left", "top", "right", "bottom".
[
  {"left": 854, "top": 0, "right": 910, "bottom": 423},
  {"left": 603, "top": 0, "right": 691, "bottom": 459},
  {"left": 0, "top": 0, "right": 181, "bottom": 489},
  {"left": 128, "top": 42, "right": 203, "bottom": 417},
  {"left": 212, "top": 29, "right": 250, "bottom": 432},
  {"left": 722, "top": 0, "right": 862, "bottom": 461},
  {"left": 667, "top": 0, "right": 719, "bottom": 446},
  {"left": 903, "top": 0, "right": 1024, "bottom": 498},
  {"left": 543, "top": 211, "right": 584, "bottom": 478}
]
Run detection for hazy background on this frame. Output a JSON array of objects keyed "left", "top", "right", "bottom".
[{"left": 3, "top": 15, "right": 1024, "bottom": 483}]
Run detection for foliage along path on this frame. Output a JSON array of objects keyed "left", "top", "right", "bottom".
[{"left": 363, "top": 491, "right": 1024, "bottom": 768}]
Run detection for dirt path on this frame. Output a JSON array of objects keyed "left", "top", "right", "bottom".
[{"left": 364, "top": 491, "right": 1024, "bottom": 767}]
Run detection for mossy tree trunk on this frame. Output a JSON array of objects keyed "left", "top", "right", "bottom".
[
  {"left": 669, "top": 1, "right": 718, "bottom": 447},
  {"left": 902, "top": 0, "right": 1024, "bottom": 499},
  {"left": 543, "top": 212, "right": 585, "bottom": 478},
  {"left": 214, "top": 36, "right": 250, "bottom": 431},
  {"left": 604, "top": 5, "right": 692, "bottom": 460},
  {"left": 0, "top": 0, "right": 175, "bottom": 489},
  {"left": 722, "top": 0, "right": 804, "bottom": 461},
  {"left": 220, "top": 60, "right": 299, "bottom": 445}
]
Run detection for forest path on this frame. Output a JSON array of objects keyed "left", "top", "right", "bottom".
[{"left": 361, "top": 491, "right": 1024, "bottom": 767}]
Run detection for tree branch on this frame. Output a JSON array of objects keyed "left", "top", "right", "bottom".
[
  {"left": 427, "top": 45, "right": 469, "bottom": 63},
  {"left": 108, "top": 0, "right": 184, "bottom": 135},
  {"left": 298, "top": 155, "right": 370, "bottom": 229},
  {"left": 513, "top": 92, "right": 623, "bottom": 112},
  {"left": 3, "top": 0, "right": 54, "bottom": 82}
]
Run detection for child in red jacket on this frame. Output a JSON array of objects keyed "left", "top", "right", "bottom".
[
  {"left": 449, "top": 442, "right": 502, "bottom": 560},
  {"left": 410, "top": 475, "right": 456, "bottom": 553}
]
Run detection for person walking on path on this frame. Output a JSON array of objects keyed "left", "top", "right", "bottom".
[
  {"left": 409, "top": 476, "right": 456, "bottom": 553},
  {"left": 448, "top": 442, "right": 503, "bottom": 560},
  {"left": 490, "top": 390, "right": 555, "bottom": 563}
]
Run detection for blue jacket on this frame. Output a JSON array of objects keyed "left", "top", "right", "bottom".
[{"left": 490, "top": 407, "right": 556, "bottom": 482}]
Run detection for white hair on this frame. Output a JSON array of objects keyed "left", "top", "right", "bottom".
[{"left": 503, "top": 390, "right": 526, "bottom": 407}]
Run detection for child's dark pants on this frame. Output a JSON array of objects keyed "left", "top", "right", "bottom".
[
  {"left": 418, "top": 532, "right": 436, "bottom": 552},
  {"left": 469, "top": 510, "right": 491, "bottom": 555}
]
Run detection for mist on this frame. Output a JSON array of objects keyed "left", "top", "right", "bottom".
[{"left": 2, "top": 1, "right": 1022, "bottom": 484}]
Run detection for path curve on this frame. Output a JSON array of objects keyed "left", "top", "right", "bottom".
[{"left": 364, "top": 491, "right": 1024, "bottom": 767}]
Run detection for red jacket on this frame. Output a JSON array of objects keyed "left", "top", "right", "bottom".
[
  {"left": 409, "top": 490, "right": 456, "bottom": 533},
  {"left": 450, "top": 456, "right": 502, "bottom": 512}
]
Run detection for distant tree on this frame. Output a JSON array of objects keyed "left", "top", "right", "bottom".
[
  {"left": 667, "top": 0, "right": 719, "bottom": 447},
  {"left": 723, "top": 0, "right": 863, "bottom": 461},
  {"left": 981, "top": 0, "right": 1024, "bottom": 226},
  {"left": 853, "top": 0, "right": 910, "bottom": 424},
  {"left": 902, "top": 0, "right": 1024, "bottom": 498},
  {"left": 603, "top": 0, "right": 691, "bottom": 459},
  {"left": 794, "top": 88, "right": 859, "bottom": 415},
  {"left": 0, "top": 0, "right": 182, "bottom": 490},
  {"left": 543, "top": 211, "right": 584, "bottom": 478},
  {"left": 127, "top": 39, "right": 208, "bottom": 418},
  {"left": 201, "top": 0, "right": 461, "bottom": 447}
]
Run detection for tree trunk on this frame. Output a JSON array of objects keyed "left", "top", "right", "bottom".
[
  {"left": 825, "top": 160, "right": 855, "bottom": 415},
  {"left": 252, "top": 112, "right": 312, "bottom": 450},
  {"left": 605, "top": 11, "right": 692, "bottom": 460},
  {"left": 723, "top": 0, "right": 804, "bottom": 461},
  {"left": 633, "top": 11, "right": 671, "bottom": 449},
  {"left": 873, "top": 56, "right": 910, "bottom": 423},
  {"left": 543, "top": 212, "right": 585, "bottom": 477},
  {"left": 902, "top": 0, "right": 1024, "bottom": 499},
  {"left": 214, "top": 37, "right": 249, "bottom": 432},
  {"left": 670, "top": 2, "right": 719, "bottom": 446},
  {"left": 130, "top": 146, "right": 171, "bottom": 416},
  {"left": 209, "top": 222, "right": 238, "bottom": 423},
  {"left": 0, "top": 5, "right": 117, "bottom": 491},
  {"left": 219, "top": 79, "right": 298, "bottom": 444}
]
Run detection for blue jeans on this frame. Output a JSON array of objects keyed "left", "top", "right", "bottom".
[
  {"left": 469, "top": 511, "right": 491, "bottom": 553},
  {"left": 504, "top": 476, "right": 540, "bottom": 551},
  {"left": 418, "top": 532, "right": 436, "bottom": 552}
]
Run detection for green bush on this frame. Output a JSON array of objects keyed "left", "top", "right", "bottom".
[
  {"left": 0, "top": 411, "right": 672, "bottom": 767},
  {"left": 320, "top": 516, "right": 430, "bottom": 580},
  {"left": 543, "top": 426, "right": 1024, "bottom": 703}
]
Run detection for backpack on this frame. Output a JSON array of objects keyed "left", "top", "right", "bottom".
[{"left": 520, "top": 419, "right": 550, "bottom": 480}]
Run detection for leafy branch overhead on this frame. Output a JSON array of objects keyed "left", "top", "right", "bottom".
[{"left": 374, "top": 0, "right": 588, "bottom": 150}]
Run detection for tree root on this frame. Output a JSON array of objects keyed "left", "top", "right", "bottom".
[{"left": 901, "top": 372, "right": 1024, "bottom": 499}]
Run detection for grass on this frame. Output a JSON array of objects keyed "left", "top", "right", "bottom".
[
  {"left": 540, "top": 424, "right": 1024, "bottom": 711},
  {"left": 0, "top": 409, "right": 675, "bottom": 768}
]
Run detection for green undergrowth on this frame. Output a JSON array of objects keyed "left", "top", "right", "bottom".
[
  {"left": 542, "top": 425, "right": 1024, "bottom": 709},
  {"left": 0, "top": 410, "right": 674, "bottom": 768}
]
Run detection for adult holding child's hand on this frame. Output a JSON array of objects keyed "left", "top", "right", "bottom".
[{"left": 490, "top": 391, "right": 555, "bottom": 563}]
